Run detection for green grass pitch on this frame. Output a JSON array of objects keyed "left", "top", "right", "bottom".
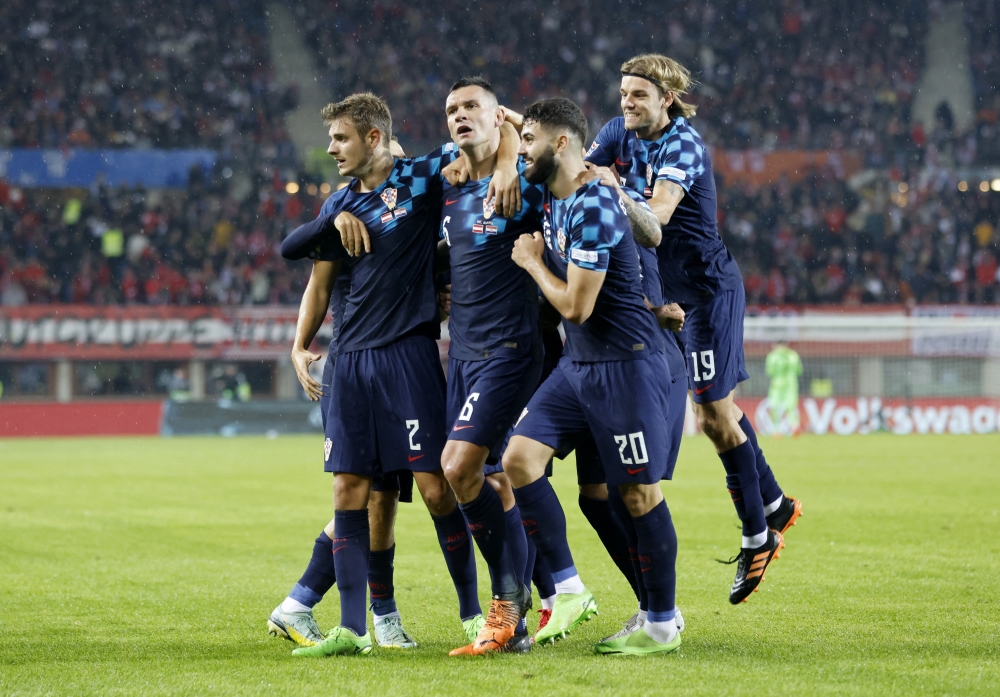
[{"left": 1, "top": 433, "right": 998, "bottom": 696}]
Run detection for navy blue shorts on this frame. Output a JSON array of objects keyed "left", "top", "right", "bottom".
[
  {"left": 447, "top": 354, "right": 542, "bottom": 476},
  {"left": 320, "top": 349, "right": 414, "bottom": 502},
  {"left": 326, "top": 335, "right": 447, "bottom": 479},
  {"left": 572, "top": 335, "right": 686, "bottom": 485},
  {"left": 512, "top": 355, "right": 673, "bottom": 487},
  {"left": 682, "top": 286, "right": 750, "bottom": 404}
]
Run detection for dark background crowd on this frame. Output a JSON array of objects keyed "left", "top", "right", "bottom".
[{"left": 1, "top": 0, "right": 998, "bottom": 307}]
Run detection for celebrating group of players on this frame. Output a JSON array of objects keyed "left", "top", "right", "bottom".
[{"left": 268, "top": 52, "right": 803, "bottom": 658}]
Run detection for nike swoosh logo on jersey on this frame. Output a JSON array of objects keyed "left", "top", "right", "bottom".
[
  {"left": 408, "top": 454, "right": 424, "bottom": 462},
  {"left": 445, "top": 198, "right": 459, "bottom": 205},
  {"left": 694, "top": 384, "right": 714, "bottom": 395},
  {"left": 627, "top": 466, "right": 646, "bottom": 476},
  {"left": 452, "top": 424, "right": 474, "bottom": 431}
]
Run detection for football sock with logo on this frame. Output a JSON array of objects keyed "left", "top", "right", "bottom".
[
  {"left": 579, "top": 494, "right": 640, "bottom": 601},
  {"left": 514, "top": 477, "right": 582, "bottom": 593},
  {"left": 285, "top": 531, "right": 337, "bottom": 611},
  {"left": 459, "top": 483, "right": 519, "bottom": 596},
  {"left": 719, "top": 440, "right": 768, "bottom": 547},
  {"left": 739, "top": 414, "right": 784, "bottom": 510},
  {"left": 631, "top": 500, "right": 677, "bottom": 636},
  {"left": 367, "top": 544, "right": 397, "bottom": 617},
  {"left": 431, "top": 507, "right": 482, "bottom": 620},
  {"left": 332, "top": 509, "right": 370, "bottom": 636},
  {"left": 607, "top": 489, "right": 648, "bottom": 612}
]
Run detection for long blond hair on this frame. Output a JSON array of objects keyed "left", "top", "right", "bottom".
[{"left": 620, "top": 54, "right": 697, "bottom": 120}]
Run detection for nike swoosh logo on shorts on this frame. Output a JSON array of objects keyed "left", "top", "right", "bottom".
[
  {"left": 453, "top": 424, "right": 474, "bottom": 431},
  {"left": 408, "top": 454, "right": 424, "bottom": 462},
  {"left": 627, "top": 466, "right": 646, "bottom": 476},
  {"left": 694, "top": 384, "right": 714, "bottom": 395}
]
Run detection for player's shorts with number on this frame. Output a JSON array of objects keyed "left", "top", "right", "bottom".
[
  {"left": 320, "top": 348, "right": 414, "bottom": 500},
  {"left": 512, "top": 354, "right": 672, "bottom": 486},
  {"left": 682, "top": 285, "right": 750, "bottom": 404},
  {"left": 447, "top": 353, "right": 543, "bottom": 476},
  {"left": 573, "top": 331, "right": 688, "bottom": 484},
  {"left": 326, "top": 335, "right": 446, "bottom": 477}
]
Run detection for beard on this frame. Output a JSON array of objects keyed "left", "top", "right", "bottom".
[{"left": 523, "top": 145, "right": 558, "bottom": 184}]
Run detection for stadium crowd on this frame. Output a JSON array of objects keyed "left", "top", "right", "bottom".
[{"left": 1, "top": 0, "right": 999, "bottom": 308}]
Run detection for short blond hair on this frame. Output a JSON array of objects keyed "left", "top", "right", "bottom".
[
  {"left": 321, "top": 92, "right": 392, "bottom": 145},
  {"left": 620, "top": 54, "right": 697, "bottom": 120}
]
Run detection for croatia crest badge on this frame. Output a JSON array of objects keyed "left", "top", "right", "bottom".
[
  {"left": 483, "top": 197, "right": 495, "bottom": 219},
  {"left": 380, "top": 187, "right": 397, "bottom": 210}
]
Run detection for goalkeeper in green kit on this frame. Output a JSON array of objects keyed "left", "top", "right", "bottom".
[{"left": 765, "top": 340, "right": 802, "bottom": 435}]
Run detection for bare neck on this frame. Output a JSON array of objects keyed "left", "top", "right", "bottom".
[
  {"left": 635, "top": 112, "right": 673, "bottom": 141},
  {"left": 547, "top": 153, "right": 587, "bottom": 199},
  {"left": 355, "top": 150, "right": 395, "bottom": 193},
  {"left": 460, "top": 130, "right": 501, "bottom": 181}
]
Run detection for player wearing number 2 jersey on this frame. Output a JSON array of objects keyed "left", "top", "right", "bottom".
[{"left": 586, "top": 54, "right": 802, "bottom": 605}]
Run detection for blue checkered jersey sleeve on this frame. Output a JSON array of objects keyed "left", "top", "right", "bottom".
[
  {"left": 652, "top": 118, "right": 706, "bottom": 193},
  {"left": 398, "top": 142, "right": 460, "bottom": 193},
  {"left": 280, "top": 192, "right": 348, "bottom": 261},
  {"left": 585, "top": 117, "right": 625, "bottom": 167},
  {"left": 567, "top": 183, "right": 627, "bottom": 272}
]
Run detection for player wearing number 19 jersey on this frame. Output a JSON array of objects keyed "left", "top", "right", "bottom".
[
  {"left": 503, "top": 98, "right": 681, "bottom": 655},
  {"left": 586, "top": 54, "right": 801, "bottom": 605}
]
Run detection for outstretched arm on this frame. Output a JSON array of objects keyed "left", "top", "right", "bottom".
[
  {"left": 511, "top": 232, "right": 604, "bottom": 324},
  {"left": 292, "top": 259, "right": 341, "bottom": 400},
  {"left": 487, "top": 121, "right": 523, "bottom": 217},
  {"left": 582, "top": 164, "right": 661, "bottom": 247},
  {"left": 648, "top": 179, "right": 685, "bottom": 227}
]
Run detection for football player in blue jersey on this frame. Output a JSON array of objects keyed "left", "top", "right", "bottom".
[
  {"left": 502, "top": 98, "right": 683, "bottom": 656},
  {"left": 435, "top": 77, "right": 546, "bottom": 656},
  {"left": 281, "top": 92, "right": 520, "bottom": 657},
  {"left": 584, "top": 54, "right": 802, "bottom": 605}
]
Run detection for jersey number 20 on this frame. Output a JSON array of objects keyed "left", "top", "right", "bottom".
[{"left": 614, "top": 432, "right": 649, "bottom": 465}]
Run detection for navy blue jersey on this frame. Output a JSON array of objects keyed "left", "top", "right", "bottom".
[
  {"left": 586, "top": 116, "right": 741, "bottom": 304},
  {"left": 280, "top": 144, "right": 459, "bottom": 353},
  {"left": 442, "top": 166, "right": 545, "bottom": 361},
  {"left": 540, "top": 179, "right": 665, "bottom": 362}
]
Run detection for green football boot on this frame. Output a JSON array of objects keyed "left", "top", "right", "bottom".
[
  {"left": 596, "top": 626, "right": 681, "bottom": 656},
  {"left": 533, "top": 590, "right": 597, "bottom": 645},
  {"left": 267, "top": 605, "right": 325, "bottom": 647},
  {"left": 462, "top": 614, "right": 485, "bottom": 643},
  {"left": 374, "top": 615, "right": 417, "bottom": 649},
  {"left": 292, "top": 626, "right": 373, "bottom": 657}
]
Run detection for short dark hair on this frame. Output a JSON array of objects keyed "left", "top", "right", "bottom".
[
  {"left": 320, "top": 92, "right": 392, "bottom": 143},
  {"left": 523, "top": 97, "right": 588, "bottom": 146},
  {"left": 449, "top": 76, "right": 497, "bottom": 100}
]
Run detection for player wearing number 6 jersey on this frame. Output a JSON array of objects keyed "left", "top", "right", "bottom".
[
  {"left": 502, "top": 98, "right": 682, "bottom": 656},
  {"left": 585, "top": 54, "right": 802, "bottom": 604}
]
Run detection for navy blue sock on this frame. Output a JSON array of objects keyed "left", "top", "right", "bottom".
[
  {"left": 367, "top": 544, "right": 397, "bottom": 616},
  {"left": 530, "top": 541, "right": 556, "bottom": 600},
  {"left": 288, "top": 531, "right": 337, "bottom": 609},
  {"left": 505, "top": 504, "right": 529, "bottom": 631},
  {"left": 739, "top": 414, "right": 783, "bottom": 506},
  {"left": 523, "top": 527, "right": 537, "bottom": 589},
  {"left": 607, "top": 489, "right": 647, "bottom": 610},
  {"left": 579, "top": 494, "right": 640, "bottom": 601},
  {"left": 631, "top": 500, "right": 677, "bottom": 620},
  {"left": 431, "top": 507, "right": 482, "bottom": 620},
  {"left": 459, "top": 483, "right": 519, "bottom": 596},
  {"left": 332, "top": 510, "right": 369, "bottom": 635},
  {"left": 719, "top": 440, "right": 768, "bottom": 539},
  {"left": 513, "top": 477, "right": 576, "bottom": 581}
]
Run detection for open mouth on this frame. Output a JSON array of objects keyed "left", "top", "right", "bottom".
[{"left": 456, "top": 125, "right": 473, "bottom": 136}]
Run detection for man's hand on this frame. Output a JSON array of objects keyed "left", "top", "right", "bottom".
[
  {"left": 291, "top": 346, "right": 324, "bottom": 401},
  {"left": 581, "top": 162, "right": 621, "bottom": 192},
  {"left": 488, "top": 159, "right": 521, "bottom": 218},
  {"left": 442, "top": 157, "right": 469, "bottom": 186},
  {"left": 335, "top": 211, "right": 370, "bottom": 256},
  {"left": 651, "top": 301, "right": 685, "bottom": 331},
  {"left": 437, "top": 283, "right": 452, "bottom": 316},
  {"left": 511, "top": 231, "right": 545, "bottom": 270}
]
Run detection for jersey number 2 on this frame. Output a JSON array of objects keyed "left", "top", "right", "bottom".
[{"left": 406, "top": 419, "right": 421, "bottom": 451}]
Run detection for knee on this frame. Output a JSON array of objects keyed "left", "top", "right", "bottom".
[
  {"left": 579, "top": 483, "right": 608, "bottom": 500},
  {"left": 417, "top": 472, "right": 455, "bottom": 515}
]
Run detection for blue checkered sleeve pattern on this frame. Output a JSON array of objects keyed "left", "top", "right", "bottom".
[
  {"left": 397, "top": 143, "right": 459, "bottom": 196},
  {"left": 653, "top": 117, "right": 706, "bottom": 193},
  {"left": 585, "top": 117, "right": 624, "bottom": 167},
  {"left": 568, "top": 183, "right": 627, "bottom": 272}
]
